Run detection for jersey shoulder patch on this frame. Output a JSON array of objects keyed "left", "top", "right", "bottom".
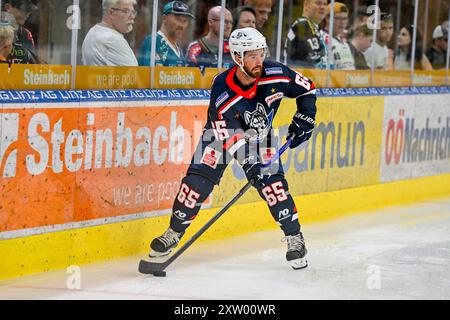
[
  {"left": 215, "top": 91, "right": 230, "bottom": 108},
  {"left": 259, "top": 61, "right": 290, "bottom": 83},
  {"left": 264, "top": 66, "right": 284, "bottom": 75}
]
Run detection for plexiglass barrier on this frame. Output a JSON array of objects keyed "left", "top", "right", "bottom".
[{"left": 0, "top": 0, "right": 449, "bottom": 90}]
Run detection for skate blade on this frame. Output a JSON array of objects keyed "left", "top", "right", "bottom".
[
  {"left": 149, "top": 249, "right": 172, "bottom": 258},
  {"left": 289, "top": 258, "right": 308, "bottom": 270}
]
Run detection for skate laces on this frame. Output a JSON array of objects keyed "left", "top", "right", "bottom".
[
  {"left": 158, "top": 228, "right": 182, "bottom": 247},
  {"left": 282, "top": 233, "right": 305, "bottom": 252}
]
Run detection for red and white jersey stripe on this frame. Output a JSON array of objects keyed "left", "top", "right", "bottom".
[
  {"left": 258, "top": 76, "right": 291, "bottom": 86},
  {"left": 218, "top": 94, "right": 243, "bottom": 118}
]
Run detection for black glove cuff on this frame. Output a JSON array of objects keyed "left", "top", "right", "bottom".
[{"left": 293, "top": 112, "right": 315, "bottom": 130}]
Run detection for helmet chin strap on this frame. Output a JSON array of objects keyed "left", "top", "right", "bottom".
[{"left": 238, "top": 62, "right": 254, "bottom": 79}]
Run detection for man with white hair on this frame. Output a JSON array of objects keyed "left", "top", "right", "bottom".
[
  {"left": 147, "top": 28, "right": 317, "bottom": 271},
  {"left": 82, "top": 0, "right": 138, "bottom": 66},
  {"left": 186, "top": 6, "right": 233, "bottom": 68},
  {"left": 0, "top": 24, "right": 15, "bottom": 64}
]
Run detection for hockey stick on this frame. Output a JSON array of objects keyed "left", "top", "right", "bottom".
[{"left": 138, "top": 136, "right": 295, "bottom": 276}]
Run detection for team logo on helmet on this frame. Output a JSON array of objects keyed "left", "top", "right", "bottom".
[
  {"left": 243, "top": 103, "right": 274, "bottom": 142},
  {"left": 235, "top": 31, "right": 246, "bottom": 39}
]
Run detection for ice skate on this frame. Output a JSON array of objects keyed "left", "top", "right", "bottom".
[
  {"left": 283, "top": 232, "right": 308, "bottom": 270},
  {"left": 150, "top": 228, "right": 185, "bottom": 257}
]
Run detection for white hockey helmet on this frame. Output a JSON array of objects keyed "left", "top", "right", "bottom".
[{"left": 229, "top": 27, "right": 267, "bottom": 69}]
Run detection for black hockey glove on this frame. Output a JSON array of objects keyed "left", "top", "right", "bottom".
[
  {"left": 242, "top": 159, "right": 265, "bottom": 189},
  {"left": 287, "top": 112, "right": 315, "bottom": 149}
]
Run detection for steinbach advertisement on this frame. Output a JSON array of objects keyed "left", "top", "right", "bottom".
[{"left": 0, "top": 99, "right": 208, "bottom": 234}]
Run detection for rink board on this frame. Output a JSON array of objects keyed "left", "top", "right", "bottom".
[
  {"left": 1, "top": 87, "right": 450, "bottom": 280},
  {"left": 0, "top": 100, "right": 208, "bottom": 233}
]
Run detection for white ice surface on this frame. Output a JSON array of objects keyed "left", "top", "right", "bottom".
[{"left": 1, "top": 197, "right": 450, "bottom": 300}]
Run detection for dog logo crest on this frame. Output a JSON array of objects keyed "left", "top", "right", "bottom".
[{"left": 243, "top": 103, "right": 274, "bottom": 142}]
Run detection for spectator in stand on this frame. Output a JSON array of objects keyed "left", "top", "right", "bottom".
[
  {"left": 348, "top": 25, "right": 372, "bottom": 69},
  {"left": 232, "top": 5, "right": 256, "bottom": 30},
  {"left": 394, "top": 25, "right": 432, "bottom": 71},
  {"left": 283, "top": 0, "right": 327, "bottom": 68},
  {"left": 186, "top": 6, "right": 233, "bottom": 69},
  {"left": 363, "top": 12, "right": 394, "bottom": 70},
  {"left": 243, "top": 0, "right": 272, "bottom": 31},
  {"left": 322, "top": 2, "right": 355, "bottom": 70},
  {"left": 2, "top": 0, "right": 35, "bottom": 51},
  {"left": 82, "top": 0, "right": 138, "bottom": 66},
  {"left": 351, "top": 5, "right": 370, "bottom": 31},
  {"left": 0, "top": 24, "right": 15, "bottom": 64},
  {"left": 0, "top": 10, "right": 39, "bottom": 64},
  {"left": 138, "top": 1, "right": 195, "bottom": 66},
  {"left": 426, "top": 24, "right": 448, "bottom": 69}
]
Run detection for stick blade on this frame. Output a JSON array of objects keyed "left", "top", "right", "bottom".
[{"left": 138, "top": 259, "right": 166, "bottom": 274}]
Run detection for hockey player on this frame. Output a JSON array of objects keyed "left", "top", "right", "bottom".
[{"left": 149, "top": 27, "right": 317, "bottom": 270}]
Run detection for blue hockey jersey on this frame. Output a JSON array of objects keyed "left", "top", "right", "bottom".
[{"left": 188, "top": 60, "right": 317, "bottom": 183}]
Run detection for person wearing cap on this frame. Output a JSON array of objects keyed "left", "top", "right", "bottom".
[
  {"left": 82, "top": 0, "right": 138, "bottom": 66},
  {"left": 426, "top": 24, "right": 448, "bottom": 69},
  {"left": 283, "top": 0, "right": 327, "bottom": 68},
  {"left": 322, "top": 2, "right": 355, "bottom": 70},
  {"left": 363, "top": 12, "right": 395, "bottom": 70},
  {"left": 186, "top": 6, "right": 233, "bottom": 69},
  {"left": 138, "top": 1, "right": 194, "bottom": 67},
  {"left": 350, "top": 5, "right": 371, "bottom": 31},
  {"left": 2, "top": 0, "right": 35, "bottom": 51}
]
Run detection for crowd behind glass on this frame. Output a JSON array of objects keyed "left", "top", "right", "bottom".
[{"left": 1, "top": 0, "right": 449, "bottom": 80}]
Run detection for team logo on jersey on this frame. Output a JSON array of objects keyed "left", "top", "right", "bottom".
[
  {"left": 265, "top": 67, "right": 283, "bottom": 75},
  {"left": 173, "top": 210, "right": 187, "bottom": 221},
  {"left": 215, "top": 92, "right": 229, "bottom": 107},
  {"left": 265, "top": 92, "right": 284, "bottom": 107},
  {"left": 201, "top": 146, "right": 222, "bottom": 169},
  {"left": 243, "top": 103, "right": 274, "bottom": 142}
]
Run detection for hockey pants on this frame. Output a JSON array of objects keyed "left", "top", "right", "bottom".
[{"left": 169, "top": 173, "right": 301, "bottom": 237}]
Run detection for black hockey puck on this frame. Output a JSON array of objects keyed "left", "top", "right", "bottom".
[{"left": 153, "top": 270, "right": 166, "bottom": 277}]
